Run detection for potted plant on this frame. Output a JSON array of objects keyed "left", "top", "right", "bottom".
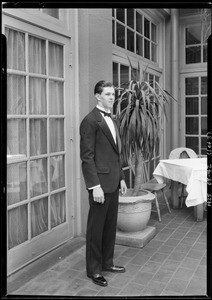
[{"left": 114, "top": 58, "right": 176, "bottom": 236}]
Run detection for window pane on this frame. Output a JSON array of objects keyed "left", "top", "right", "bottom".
[
  {"left": 186, "top": 137, "right": 199, "bottom": 154},
  {"left": 203, "top": 44, "right": 207, "bottom": 62},
  {"left": 112, "top": 8, "right": 114, "bottom": 17},
  {"left": 127, "top": 9, "right": 134, "bottom": 29},
  {"left": 29, "top": 78, "right": 46, "bottom": 114},
  {"left": 151, "top": 43, "right": 157, "bottom": 62},
  {"left": 185, "top": 97, "right": 199, "bottom": 115},
  {"left": 30, "top": 119, "right": 47, "bottom": 156},
  {"left": 112, "top": 20, "right": 115, "bottom": 44},
  {"left": 117, "top": 8, "right": 125, "bottom": 23},
  {"left": 136, "top": 12, "right": 142, "bottom": 34},
  {"left": 113, "top": 62, "right": 118, "bottom": 87},
  {"left": 50, "top": 155, "right": 65, "bottom": 191},
  {"left": 117, "top": 23, "right": 125, "bottom": 48},
  {"left": 120, "top": 65, "right": 129, "bottom": 90},
  {"left": 30, "top": 158, "right": 48, "bottom": 197},
  {"left": 201, "top": 97, "right": 207, "bottom": 114},
  {"left": 127, "top": 29, "right": 134, "bottom": 52},
  {"left": 144, "top": 18, "right": 150, "bottom": 38},
  {"left": 8, "top": 205, "right": 28, "bottom": 249},
  {"left": 7, "top": 119, "right": 26, "bottom": 156},
  {"left": 31, "top": 197, "right": 48, "bottom": 238},
  {"left": 201, "top": 77, "right": 207, "bottom": 94},
  {"left": 186, "top": 27, "right": 201, "bottom": 45},
  {"left": 49, "top": 42, "right": 63, "bottom": 78},
  {"left": 7, "top": 162, "right": 27, "bottom": 205},
  {"left": 49, "top": 119, "right": 64, "bottom": 152},
  {"left": 144, "top": 39, "right": 150, "bottom": 59},
  {"left": 201, "top": 117, "right": 207, "bottom": 135},
  {"left": 201, "top": 137, "right": 207, "bottom": 155},
  {"left": 186, "top": 46, "right": 201, "bottom": 64},
  {"left": 51, "top": 192, "right": 66, "bottom": 228},
  {"left": 5, "top": 28, "right": 25, "bottom": 71},
  {"left": 186, "top": 117, "right": 198, "bottom": 134},
  {"left": 49, "top": 80, "right": 64, "bottom": 114},
  {"left": 151, "top": 23, "right": 156, "bottom": 42},
  {"left": 149, "top": 74, "right": 154, "bottom": 87},
  {"left": 7, "top": 75, "right": 26, "bottom": 115},
  {"left": 29, "top": 36, "right": 46, "bottom": 74},
  {"left": 131, "top": 68, "right": 139, "bottom": 81},
  {"left": 136, "top": 34, "right": 143, "bottom": 56},
  {"left": 185, "top": 77, "right": 198, "bottom": 95}
]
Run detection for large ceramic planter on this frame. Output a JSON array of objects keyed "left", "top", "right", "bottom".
[{"left": 117, "top": 189, "right": 155, "bottom": 232}]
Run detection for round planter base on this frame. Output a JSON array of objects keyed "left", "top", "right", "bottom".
[{"left": 117, "top": 189, "right": 155, "bottom": 232}]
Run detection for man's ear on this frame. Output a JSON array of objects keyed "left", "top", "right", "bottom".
[{"left": 95, "top": 93, "right": 101, "bottom": 100}]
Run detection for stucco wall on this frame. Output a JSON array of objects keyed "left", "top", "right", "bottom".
[{"left": 78, "top": 9, "right": 113, "bottom": 235}]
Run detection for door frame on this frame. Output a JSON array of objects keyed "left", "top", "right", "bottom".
[{"left": 2, "top": 10, "right": 79, "bottom": 275}]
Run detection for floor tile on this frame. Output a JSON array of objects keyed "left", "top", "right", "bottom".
[
  {"left": 75, "top": 287, "right": 98, "bottom": 296},
  {"left": 160, "top": 259, "right": 180, "bottom": 272},
  {"left": 129, "top": 254, "right": 150, "bottom": 266},
  {"left": 165, "top": 278, "right": 189, "bottom": 294},
  {"left": 118, "top": 282, "right": 144, "bottom": 296},
  {"left": 108, "top": 273, "right": 132, "bottom": 288},
  {"left": 157, "top": 244, "right": 175, "bottom": 254},
  {"left": 179, "top": 257, "right": 200, "bottom": 270},
  {"left": 167, "top": 250, "right": 187, "bottom": 262},
  {"left": 140, "top": 261, "right": 162, "bottom": 273},
  {"left": 172, "top": 267, "right": 195, "bottom": 281},
  {"left": 96, "top": 286, "right": 121, "bottom": 296},
  {"left": 149, "top": 252, "right": 169, "bottom": 263},
  {"left": 186, "top": 275, "right": 207, "bottom": 293},
  {"left": 121, "top": 247, "right": 141, "bottom": 257},
  {"left": 186, "top": 249, "right": 205, "bottom": 260},
  {"left": 163, "top": 238, "right": 180, "bottom": 247},
  {"left": 141, "top": 280, "right": 166, "bottom": 295},
  {"left": 152, "top": 268, "right": 174, "bottom": 283},
  {"left": 132, "top": 270, "right": 154, "bottom": 285},
  {"left": 123, "top": 263, "right": 141, "bottom": 276}
]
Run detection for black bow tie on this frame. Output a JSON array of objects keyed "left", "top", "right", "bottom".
[{"left": 98, "top": 109, "right": 112, "bottom": 117}]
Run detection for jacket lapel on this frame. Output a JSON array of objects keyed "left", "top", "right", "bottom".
[{"left": 92, "top": 107, "right": 119, "bottom": 153}]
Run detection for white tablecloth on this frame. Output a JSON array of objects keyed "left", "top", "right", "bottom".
[{"left": 153, "top": 158, "right": 207, "bottom": 207}]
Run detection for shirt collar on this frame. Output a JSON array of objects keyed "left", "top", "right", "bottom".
[{"left": 96, "top": 105, "right": 111, "bottom": 114}]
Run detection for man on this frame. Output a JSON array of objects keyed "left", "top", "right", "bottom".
[{"left": 80, "top": 80, "right": 127, "bottom": 287}]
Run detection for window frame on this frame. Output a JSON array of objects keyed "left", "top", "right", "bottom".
[
  {"left": 112, "top": 8, "right": 162, "bottom": 66},
  {"left": 180, "top": 72, "right": 207, "bottom": 156},
  {"left": 180, "top": 15, "right": 208, "bottom": 73}
]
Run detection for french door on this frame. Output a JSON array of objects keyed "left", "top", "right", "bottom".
[{"left": 3, "top": 14, "right": 74, "bottom": 275}]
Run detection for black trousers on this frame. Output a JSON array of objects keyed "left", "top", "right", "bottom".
[{"left": 86, "top": 187, "right": 119, "bottom": 276}]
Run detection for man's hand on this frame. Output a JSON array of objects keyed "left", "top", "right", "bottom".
[
  {"left": 93, "top": 186, "right": 105, "bottom": 204},
  {"left": 120, "top": 180, "right": 127, "bottom": 195}
]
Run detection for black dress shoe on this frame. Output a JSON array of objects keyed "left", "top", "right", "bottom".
[
  {"left": 87, "top": 274, "right": 108, "bottom": 287},
  {"left": 102, "top": 265, "right": 126, "bottom": 273}
]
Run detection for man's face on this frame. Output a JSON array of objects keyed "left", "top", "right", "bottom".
[{"left": 96, "top": 86, "right": 115, "bottom": 111}]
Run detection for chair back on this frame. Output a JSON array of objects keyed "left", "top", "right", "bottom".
[{"left": 169, "top": 147, "right": 198, "bottom": 159}]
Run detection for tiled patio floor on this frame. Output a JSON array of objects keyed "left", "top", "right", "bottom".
[{"left": 7, "top": 201, "right": 207, "bottom": 297}]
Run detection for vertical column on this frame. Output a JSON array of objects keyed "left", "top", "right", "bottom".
[{"left": 171, "top": 9, "right": 179, "bottom": 148}]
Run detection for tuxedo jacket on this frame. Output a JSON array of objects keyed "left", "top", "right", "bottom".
[{"left": 80, "top": 107, "right": 124, "bottom": 193}]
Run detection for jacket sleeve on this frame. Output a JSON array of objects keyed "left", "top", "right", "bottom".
[{"left": 80, "top": 117, "right": 100, "bottom": 189}]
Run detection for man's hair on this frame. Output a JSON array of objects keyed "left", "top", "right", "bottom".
[{"left": 94, "top": 80, "right": 114, "bottom": 95}]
